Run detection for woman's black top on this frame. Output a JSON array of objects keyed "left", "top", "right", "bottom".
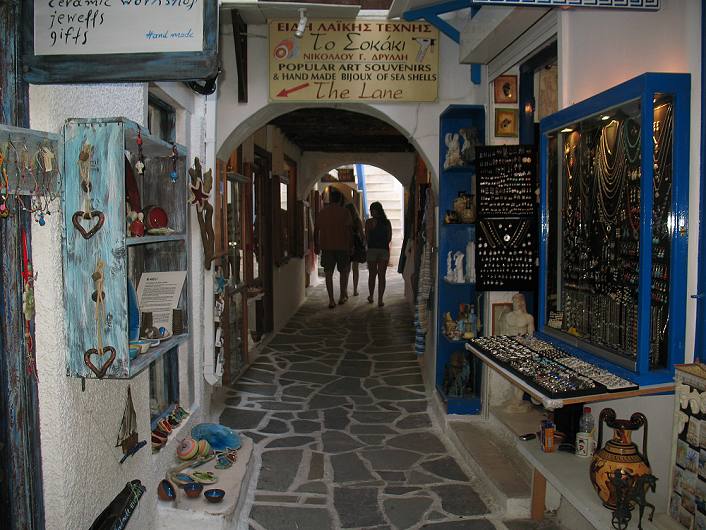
[{"left": 367, "top": 218, "right": 391, "bottom": 249}]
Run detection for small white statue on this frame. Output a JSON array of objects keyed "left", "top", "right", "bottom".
[
  {"left": 454, "top": 251, "right": 465, "bottom": 283},
  {"left": 465, "top": 241, "right": 475, "bottom": 283},
  {"left": 446, "top": 251, "right": 454, "bottom": 281},
  {"left": 498, "top": 293, "right": 535, "bottom": 336},
  {"left": 443, "top": 133, "right": 463, "bottom": 170}
]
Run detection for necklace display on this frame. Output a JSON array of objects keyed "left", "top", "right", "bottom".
[
  {"left": 0, "top": 135, "right": 60, "bottom": 224},
  {"left": 557, "top": 101, "right": 673, "bottom": 369},
  {"left": 476, "top": 218, "right": 535, "bottom": 290}
]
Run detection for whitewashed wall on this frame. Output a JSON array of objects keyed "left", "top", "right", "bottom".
[{"left": 29, "top": 82, "right": 208, "bottom": 530}]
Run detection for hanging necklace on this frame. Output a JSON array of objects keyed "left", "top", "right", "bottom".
[
  {"left": 21, "top": 229, "right": 38, "bottom": 380},
  {"left": 72, "top": 141, "right": 105, "bottom": 240},
  {"left": 83, "top": 259, "right": 116, "bottom": 379}
]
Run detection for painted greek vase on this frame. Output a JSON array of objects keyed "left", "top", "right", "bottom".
[{"left": 589, "top": 408, "right": 651, "bottom": 509}]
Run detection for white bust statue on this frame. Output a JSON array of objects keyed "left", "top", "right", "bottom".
[
  {"left": 498, "top": 293, "right": 535, "bottom": 336},
  {"left": 453, "top": 252, "right": 465, "bottom": 283},
  {"left": 446, "top": 251, "right": 454, "bottom": 281}
]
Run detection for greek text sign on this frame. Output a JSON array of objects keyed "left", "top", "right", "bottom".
[
  {"left": 269, "top": 20, "right": 439, "bottom": 103},
  {"left": 34, "top": 0, "right": 204, "bottom": 55}
]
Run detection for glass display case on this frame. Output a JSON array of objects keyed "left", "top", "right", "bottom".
[{"left": 539, "top": 73, "right": 690, "bottom": 384}]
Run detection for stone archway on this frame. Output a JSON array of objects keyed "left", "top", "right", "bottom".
[{"left": 215, "top": 103, "right": 433, "bottom": 197}]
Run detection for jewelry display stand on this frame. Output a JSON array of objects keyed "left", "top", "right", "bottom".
[
  {"left": 538, "top": 73, "right": 690, "bottom": 386},
  {"left": 63, "top": 118, "right": 189, "bottom": 379},
  {"left": 436, "top": 105, "right": 485, "bottom": 415},
  {"left": 475, "top": 146, "right": 537, "bottom": 291},
  {"left": 0, "top": 124, "right": 62, "bottom": 223}
]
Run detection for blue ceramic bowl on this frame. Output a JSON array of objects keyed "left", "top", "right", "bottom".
[
  {"left": 129, "top": 346, "right": 139, "bottom": 360},
  {"left": 204, "top": 488, "right": 225, "bottom": 503},
  {"left": 157, "top": 479, "right": 176, "bottom": 501},
  {"left": 183, "top": 482, "right": 203, "bottom": 498}
]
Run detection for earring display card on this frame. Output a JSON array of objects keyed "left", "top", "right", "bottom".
[
  {"left": 476, "top": 146, "right": 536, "bottom": 217},
  {"left": 669, "top": 365, "right": 706, "bottom": 529},
  {"left": 476, "top": 218, "right": 536, "bottom": 291}
]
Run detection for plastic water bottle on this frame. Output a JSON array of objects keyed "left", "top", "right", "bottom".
[
  {"left": 579, "top": 407, "right": 595, "bottom": 433},
  {"left": 576, "top": 407, "right": 595, "bottom": 457}
]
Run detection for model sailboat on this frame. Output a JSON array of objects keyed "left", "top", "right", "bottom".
[{"left": 117, "top": 386, "right": 139, "bottom": 455}]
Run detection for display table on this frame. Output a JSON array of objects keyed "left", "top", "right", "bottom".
[
  {"left": 465, "top": 342, "right": 674, "bottom": 409},
  {"left": 156, "top": 437, "right": 253, "bottom": 528},
  {"left": 517, "top": 439, "right": 681, "bottom": 530}
]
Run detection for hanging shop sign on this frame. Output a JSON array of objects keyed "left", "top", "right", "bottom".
[
  {"left": 471, "top": 0, "right": 659, "bottom": 9},
  {"left": 22, "top": 0, "right": 218, "bottom": 83},
  {"left": 269, "top": 20, "right": 439, "bottom": 103}
]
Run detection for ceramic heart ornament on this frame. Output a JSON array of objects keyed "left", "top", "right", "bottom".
[
  {"left": 72, "top": 210, "right": 105, "bottom": 239},
  {"left": 84, "top": 346, "right": 116, "bottom": 378}
]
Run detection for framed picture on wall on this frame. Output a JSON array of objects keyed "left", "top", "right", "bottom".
[
  {"left": 494, "top": 75, "right": 518, "bottom": 104},
  {"left": 491, "top": 303, "right": 513, "bottom": 335},
  {"left": 495, "top": 109, "right": 519, "bottom": 138}
]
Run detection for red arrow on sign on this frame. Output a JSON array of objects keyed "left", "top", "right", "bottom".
[{"left": 276, "top": 83, "right": 310, "bottom": 97}]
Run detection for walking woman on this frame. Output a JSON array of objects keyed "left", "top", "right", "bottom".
[
  {"left": 365, "top": 202, "right": 392, "bottom": 307},
  {"left": 346, "top": 202, "right": 366, "bottom": 297}
]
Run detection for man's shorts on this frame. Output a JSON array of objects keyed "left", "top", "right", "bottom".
[{"left": 321, "top": 249, "right": 351, "bottom": 272}]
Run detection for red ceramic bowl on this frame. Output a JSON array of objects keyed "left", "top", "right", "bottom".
[{"left": 144, "top": 206, "right": 168, "bottom": 229}]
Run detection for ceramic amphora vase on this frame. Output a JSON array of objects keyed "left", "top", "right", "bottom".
[{"left": 589, "top": 408, "right": 651, "bottom": 509}]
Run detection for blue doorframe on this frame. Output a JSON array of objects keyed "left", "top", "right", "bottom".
[{"left": 696, "top": 0, "right": 706, "bottom": 362}]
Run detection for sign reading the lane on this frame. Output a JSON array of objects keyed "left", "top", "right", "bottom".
[{"left": 269, "top": 19, "right": 439, "bottom": 103}]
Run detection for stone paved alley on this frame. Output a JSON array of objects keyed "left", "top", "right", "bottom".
[{"left": 219, "top": 274, "right": 562, "bottom": 530}]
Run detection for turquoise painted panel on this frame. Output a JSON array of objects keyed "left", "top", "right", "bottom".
[
  {"left": 64, "top": 120, "right": 128, "bottom": 378},
  {"left": 62, "top": 117, "right": 189, "bottom": 379}
]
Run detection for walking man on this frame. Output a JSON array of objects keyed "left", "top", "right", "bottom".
[{"left": 314, "top": 188, "right": 353, "bottom": 309}]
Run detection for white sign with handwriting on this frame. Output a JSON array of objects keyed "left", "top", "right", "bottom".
[{"left": 34, "top": 0, "right": 204, "bottom": 56}]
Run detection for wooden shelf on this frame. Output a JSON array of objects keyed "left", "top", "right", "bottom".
[
  {"left": 126, "top": 234, "right": 187, "bottom": 246},
  {"left": 465, "top": 342, "right": 674, "bottom": 409},
  {"left": 123, "top": 334, "right": 189, "bottom": 379}
]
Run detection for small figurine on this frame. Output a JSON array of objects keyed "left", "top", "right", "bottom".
[
  {"left": 443, "top": 351, "right": 472, "bottom": 397},
  {"left": 454, "top": 251, "right": 465, "bottom": 283},
  {"left": 130, "top": 212, "right": 145, "bottom": 237},
  {"left": 465, "top": 241, "right": 475, "bottom": 283},
  {"left": 443, "top": 132, "right": 463, "bottom": 169},
  {"left": 446, "top": 251, "right": 454, "bottom": 282},
  {"left": 444, "top": 312, "right": 457, "bottom": 336},
  {"left": 460, "top": 127, "right": 480, "bottom": 164}
]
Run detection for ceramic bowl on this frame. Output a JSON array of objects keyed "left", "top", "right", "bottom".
[
  {"left": 157, "top": 479, "right": 176, "bottom": 501},
  {"left": 183, "top": 482, "right": 203, "bottom": 498},
  {"left": 204, "top": 488, "right": 225, "bottom": 503},
  {"left": 129, "top": 346, "right": 140, "bottom": 360},
  {"left": 129, "top": 340, "right": 150, "bottom": 354}
]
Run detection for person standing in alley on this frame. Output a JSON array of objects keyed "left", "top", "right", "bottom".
[
  {"left": 314, "top": 187, "right": 353, "bottom": 309},
  {"left": 345, "top": 202, "right": 366, "bottom": 298},
  {"left": 365, "top": 201, "right": 392, "bottom": 307}
]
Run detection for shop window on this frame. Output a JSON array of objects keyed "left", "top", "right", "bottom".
[
  {"left": 149, "top": 346, "right": 180, "bottom": 422},
  {"left": 147, "top": 94, "right": 176, "bottom": 144}
]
